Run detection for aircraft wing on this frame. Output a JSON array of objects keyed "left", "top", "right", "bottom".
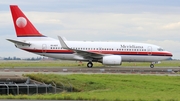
[
  {"left": 58, "top": 36, "right": 103, "bottom": 59},
  {"left": 7, "top": 39, "right": 31, "bottom": 46},
  {"left": 72, "top": 49, "right": 103, "bottom": 59}
]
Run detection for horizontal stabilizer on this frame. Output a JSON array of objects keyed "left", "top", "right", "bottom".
[{"left": 7, "top": 39, "right": 31, "bottom": 46}]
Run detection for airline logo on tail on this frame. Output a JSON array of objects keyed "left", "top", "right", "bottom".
[
  {"left": 16, "top": 17, "right": 27, "bottom": 28},
  {"left": 10, "top": 5, "right": 43, "bottom": 37}
]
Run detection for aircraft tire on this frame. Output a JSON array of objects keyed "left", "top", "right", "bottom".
[
  {"left": 150, "top": 64, "right": 154, "bottom": 68},
  {"left": 87, "top": 62, "right": 93, "bottom": 68}
]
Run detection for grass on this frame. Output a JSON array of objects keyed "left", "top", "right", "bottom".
[
  {"left": 0, "top": 60, "right": 180, "bottom": 68},
  {"left": 1, "top": 73, "right": 179, "bottom": 101},
  {"left": 0, "top": 60, "right": 102, "bottom": 68}
]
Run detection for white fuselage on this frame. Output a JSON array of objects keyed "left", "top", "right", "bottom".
[{"left": 15, "top": 37, "right": 172, "bottom": 63}]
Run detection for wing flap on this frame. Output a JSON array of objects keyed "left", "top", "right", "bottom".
[{"left": 7, "top": 39, "right": 31, "bottom": 46}]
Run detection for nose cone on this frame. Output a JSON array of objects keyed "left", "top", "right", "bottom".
[
  {"left": 166, "top": 51, "right": 173, "bottom": 58},
  {"left": 168, "top": 52, "right": 173, "bottom": 57}
]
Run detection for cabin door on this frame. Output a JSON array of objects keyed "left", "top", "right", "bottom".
[
  {"left": 147, "top": 46, "right": 152, "bottom": 55},
  {"left": 42, "top": 44, "right": 47, "bottom": 53}
]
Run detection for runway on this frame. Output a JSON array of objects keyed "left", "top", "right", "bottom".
[{"left": 0, "top": 67, "right": 179, "bottom": 75}]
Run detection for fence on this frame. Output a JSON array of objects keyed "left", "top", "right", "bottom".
[{"left": 0, "top": 77, "right": 73, "bottom": 95}]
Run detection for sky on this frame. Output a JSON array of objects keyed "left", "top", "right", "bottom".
[{"left": 0, "top": 0, "right": 180, "bottom": 59}]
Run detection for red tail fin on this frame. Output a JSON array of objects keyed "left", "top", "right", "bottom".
[{"left": 10, "top": 5, "right": 43, "bottom": 37}]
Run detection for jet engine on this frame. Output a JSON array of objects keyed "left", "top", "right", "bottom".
[{"left": 102, "top": 55, "right": 122, "bottom": 65}]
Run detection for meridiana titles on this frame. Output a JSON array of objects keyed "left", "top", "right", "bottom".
[{"left": 120, "top": 45, "right": 143, "bottom": 48}]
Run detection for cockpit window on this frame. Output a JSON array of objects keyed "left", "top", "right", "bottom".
[{"left": 157, "top": 48, "right": 164, "bottom": 51}]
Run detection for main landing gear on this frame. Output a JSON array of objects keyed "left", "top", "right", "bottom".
[
  {"left": 87, "top": 62, "right": 93, "bottom": 68},
  {"left": 150, "top": 64, "right": 154, "bottom": 68},
  {"left": 150, "top": 61, "right": 160, "bottom": 68}
]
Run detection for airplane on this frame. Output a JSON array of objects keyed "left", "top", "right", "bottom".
[{"left": 7, "top": 5, "right": 173, "bottom": 68}]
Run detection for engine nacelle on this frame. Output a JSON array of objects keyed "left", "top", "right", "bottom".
[{"left": 102, "top": 55, "right": 122, "bottom": 65}]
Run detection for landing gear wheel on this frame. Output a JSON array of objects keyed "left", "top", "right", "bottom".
[
  {"left": 87, "top": 62, "right": 93, "bottom": 68},
  {"left": 150, "top": 64, "right": 154, "bottom": 68}
]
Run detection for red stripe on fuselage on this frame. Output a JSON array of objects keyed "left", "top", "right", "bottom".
[{"left": 22, "top": 48, "right": 172, "bottom": 56}]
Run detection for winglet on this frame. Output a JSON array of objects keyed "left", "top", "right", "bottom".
[{"left": 57, "top": 36, "right": 70, "bottom": 49}]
